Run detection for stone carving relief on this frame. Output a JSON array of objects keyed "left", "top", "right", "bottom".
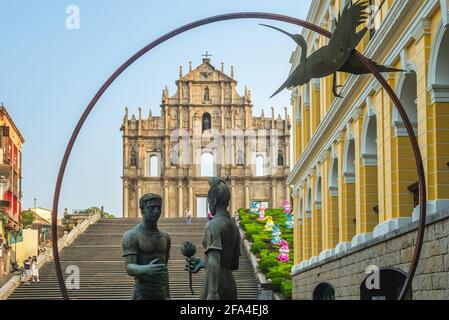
[
  {"left": 235, "top": 109, "right": 243, "bottom": 129},
  {"left": 183, "top": 110, "right": 189, "bottom": 128},
  {"left": 213, "top": 111, "right": 220, "bottom": 127},
  {"left": 226, "top": 110, "right": 232, "bottom": 129}
]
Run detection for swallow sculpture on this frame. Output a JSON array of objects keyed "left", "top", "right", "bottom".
[{"left": 263, "top": 0, "right": 401, "bottom": 98}]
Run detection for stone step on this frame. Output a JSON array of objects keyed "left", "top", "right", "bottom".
[{"left": 8, "top": 218, "right": 259, "bottom": 300}]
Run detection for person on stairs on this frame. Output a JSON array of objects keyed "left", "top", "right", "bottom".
[{"left": 31, "top": 256, "right": 40, "bottom": 283}]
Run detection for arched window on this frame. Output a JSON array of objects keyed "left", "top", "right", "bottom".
[
  {"left": 315, "top": 176, "right": 322, "bottom": 208},
  {"left": 329, "top": 157, "right": 339, "bottom": 196},
  {"left": 200, "top": 152, "right": 214, "bottom": 177},
  {"left": 236, "top": 149, "right": 245, "bottom": 166},
  {"left": 277, "top": 150, "right": 284, "bottom": 166},
  {"left": 361, "top": 113, "right": 379, "bottom": 217},
  {"left": 361, "top": 112, "right": 378, "bottom": 165},
  {"left": 393, "top": 70, "right": 418, "bottom": 136},
  {"left": 150, "top": 155, "right": 159, "bottom": 177},
  {"left": 305, "top": 188, "right": 312, "bottom": 216},
  {"left": 255, "top": 155, "right": 264, "bottom": 176},
  {"left": 170, "top": 149, "right": 178, "bottom": 166},
  {"left": 202, "top": 112, "right": 211, "bottom": 132},
  {"left": 429, "top": 22, "right": 449, "bottom": 90},
  {"left": 313, "top": 283, "right": 335, "bottom": 300},
  {"left": 204, "top": 86, "right": 210, "bottom": 102},
  {"left": 343, "top": 139, "right": 355, "bottom": 183}
]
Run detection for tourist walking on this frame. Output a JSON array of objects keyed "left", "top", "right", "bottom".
[
  {"left": 23, "top": 257, "right": 31, "bottom": 283},
  {"left": 31, "top": 256, "right": 40, "bottom": 283}
]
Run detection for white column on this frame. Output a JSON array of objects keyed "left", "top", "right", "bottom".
[
  {"left": 137, "top": 185, "right": 142, "bottom": 214},
  {"left": 165, "top": 140, "right": 170, "bottom": 167},
  {"left": 178, "top": 183, "right": 183, "bottom": 218},
  {"left": 189, "top": 186, "right": 194, "bottom": 215},
  {"left": 271, "top": 181, "right": 277, "bottom": 208},
  {"left": 164, "top": 184, "right": 169, "bottom": 218},
  {"left": 245, "top": 185, "right": 250, "bottom": 209},
  {"left": 123, "top": 185, "right": 129, "bottom": 218}
]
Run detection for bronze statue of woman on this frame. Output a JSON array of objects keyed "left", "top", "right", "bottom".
[{"left": 188, "top": 177, "right": 241, "bottom": 300}]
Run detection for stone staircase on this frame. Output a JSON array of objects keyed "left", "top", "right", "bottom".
[{"left": 8, "top": 218, "right": 259, "bottom": 300}]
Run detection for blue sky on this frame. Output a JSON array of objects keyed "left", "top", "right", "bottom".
[{"left": 0, "top": 0, "right": 311, "bottom": 216}]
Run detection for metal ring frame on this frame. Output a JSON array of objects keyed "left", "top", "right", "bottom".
[{"left": 51, "top": 12, "right": 426, "bottom": 300}]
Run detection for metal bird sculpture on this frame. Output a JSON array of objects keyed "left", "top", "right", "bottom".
[{"left": 264, "top": 0, "right": 401, "bottom": 98}]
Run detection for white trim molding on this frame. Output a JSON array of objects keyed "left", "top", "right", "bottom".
[
  {"left": 372, "top": 217, "right": 412, "bottom": 238},
  {"left": 309, "top": 256, "right": 319, "bottom": 265},
  {"left": 441, "top": 0, "right": 449, "bottom": 26},
  {"left": 334, "top": 241, "right": 351, "bottom": 255},
  {"left": 351, "top": 232, "right": 373, "bottom": 247},
  {"left": 428, "top": 19, "right": 449, "bottom": 102},
  {"left": 412, "top": 199, "right": 449, "bottom": 222},
  {"left": 393, "top": 68, "right": 419, "bottom": 138},
  {"left": 318, "top": 248, "right": 335, "bottom": 262},
  {"left": 393, "top": 120, "right": 418, "bottom": 137},
  {"left": 361, "top": 109, "right": 378, "bottom": 167},
  {"left": 429, "top": 84, "right": 449, "bottom": 103},
  {"left": 361, "top": 153, "right": 378, "bottom": 167}
]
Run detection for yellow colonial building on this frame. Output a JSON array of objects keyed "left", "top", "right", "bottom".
[{"left": 288, "top": 0, "right": 449, "bottom": 299}]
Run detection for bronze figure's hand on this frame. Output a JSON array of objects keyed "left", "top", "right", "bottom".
[
  {"left": 144, "top": 258, "right": 168, "bottom": 275},
  {"left": 186, "top": 257, "right": 205, "bottom": 274}
]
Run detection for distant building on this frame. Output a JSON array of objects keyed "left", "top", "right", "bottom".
[
  {"left": 0, "top": 106, "right": 25, "bottom": 277},
  {"left": 122, "top": 58, "right": 291, "bottom": 218},
  {"left": 29, "top": 207, "right": 52, "bottom": 225}
]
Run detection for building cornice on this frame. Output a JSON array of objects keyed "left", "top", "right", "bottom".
[
  {"left": 0, "top": 107, "right": 25, "bottom": 144},
  {"left": 287, "top": 0, "right": 441, "bottom": 188}
]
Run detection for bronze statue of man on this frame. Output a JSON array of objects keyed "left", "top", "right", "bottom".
[
  {"left": 122, "top": 193, "right": 171, "bottom": 300},
  {"left": 189, "top": 177, "right": 241, "bottom": 300}
]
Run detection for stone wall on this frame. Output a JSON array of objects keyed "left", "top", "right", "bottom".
[{"left": 292, "top": 208, "right": 449, "bottom": 300}]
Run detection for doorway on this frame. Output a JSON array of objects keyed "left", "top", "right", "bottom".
[
  {"left": 313, "top": 283, "right": 335, "bottom": 300},
  {"left": 196, "top": 196, "right": 209, "bottom": 218}
]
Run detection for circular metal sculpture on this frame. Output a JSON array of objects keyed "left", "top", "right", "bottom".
[{"left": 52, "top": 11, "right": 426, "bottom": 300}]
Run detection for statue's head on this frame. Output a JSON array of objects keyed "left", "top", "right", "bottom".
[
  {"left": 207, "top": 177, "right": 230, "bottom": 215},
  {"left": 139, "top": 193, "right": 162, "bottom": 223}
]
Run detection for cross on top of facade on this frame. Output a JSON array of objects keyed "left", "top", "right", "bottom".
[{"left": 202, "top": 51, "right": 212, "bottom": 60}]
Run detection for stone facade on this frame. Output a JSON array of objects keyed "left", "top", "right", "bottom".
[
  {"left": 292, "top": 208, "right": 449, "bottom": 300},
  {"left": 122, "top": 58, "right": 291, "bottom": 218}
]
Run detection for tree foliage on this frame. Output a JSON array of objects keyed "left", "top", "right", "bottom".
[{"left": 21, "top": 209, "right": 35, "bottom": 228}]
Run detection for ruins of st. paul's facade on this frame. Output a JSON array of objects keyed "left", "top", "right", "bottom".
[{"left": 122, "top": 57, "right": 291, "bottom": 218}]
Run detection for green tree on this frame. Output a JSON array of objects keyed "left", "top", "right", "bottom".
[
  {"left": 79, "top": 207, "right": 115, "bottom": 218},
  {"left": 21, "top": 210, "right": 35, "bottom": 228}
]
